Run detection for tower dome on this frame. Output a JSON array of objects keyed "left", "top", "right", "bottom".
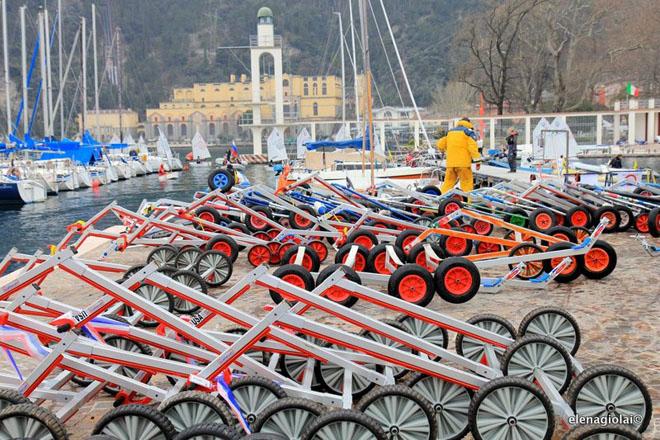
[{"left": 257, "top": 7, "right": 273, "bottom": 23}]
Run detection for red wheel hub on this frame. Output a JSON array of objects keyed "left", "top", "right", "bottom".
[
  {"left": 402, "top": 236, "right": 418, "bottom": 254},
  {"left": 198, "top": 212, "right": 215, "bottom": 223},
  {"left": 294, "top": 214, "right": 312, "bottom": 228},
  {"left": 267, "top": 229, "right": 280, "bottom": 239},
  {"left": 443, "top": 267, "right": 472, "bottom": 296},
  {"left": 535, "top": 213, "right": 553, "bottom": 230},
  {"left": 636, "top": 214, "right": 649, "bottom": 232},
  {"left": 342, "top": 254, "right": 366, "bottom": 272},
  {"left": 250, "top": 216, "right": 268, "bottom": 229},
  {"left": 325, "top": 286, "right": 351, "bottom": 303},
  {"left": 267, "top": 242, "right": 282, "bottom": 264},
  {"left": 354, "top": 236, "right": 374, "bottom": 249},
  {"left": 280, "top": 274, "right": 305, "bottom": 301},
  {"left": 398, "top": 274, "right": 427, "bottom": 303},
  {"left": 445, "top": 202, "right": 460, "bottom": 214},
  {"left": 289, "top": 253, "right": 313, "bottom": 271},
  {"left": 570, "top": 211, "right": 588, "bottom": 227},
  {"left": 477, "top": 242, "right": 500, "bottom": 254},
  {"left": 474, "top": 220, "right": 491, "bottom": 235},
  {"left": 248, "top": 245, "right": 271, "bottom": 267},
  {"left": 254, "top": 232, "right": 269, "bottom": 241},
  {"left": 212, "top": 242, "right": 231, "bottom": 258},
  {"left": 584, "top": 248, "right": 609, "bottom": 272},
  {"left": 551, "top": 256, "right": 577, "bottom": 274},
  {"left": 415, "top": 252, "right": 435, "bottom": 272},
  {"left": 309, "top": 242, "right": 328, "bottom": 261},
  {"left": 601, "top": 212, "right": 617, "bottom": 229},
  {"left": 445, "top": 237, "right": 468, "bottom": 255},
  {"left": 373, "top": 252, "right": 393, "bottom": 275}
]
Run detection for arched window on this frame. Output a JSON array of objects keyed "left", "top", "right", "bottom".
[
  {"left": 312, "top": 83, "right": 318, "bottom": 95},
  {"left": 322, "top": 83, "right": 327, "bottom": 95},
  {"left": 153, "top": 124, "right": 159, "bottom": 135},
  {"left": 209, "top": 123, "right": 216, "bottom": 136},
  {"left": 180, "top": 123, "right": 187, "bottom": 138},
  {"left": 303, "top": 83, "right": 309, "bottom": 96},
  {"left": 167, "top": 124, "right": 174, "bottom": 137},
  {"left": 223, "top": 122, "right": 229, "bottom": 133},
  {"left": 283, "top": 79, "right": 289, "bottom": 87},
  {"left": 313, "top": 102, "right": 318, "bottom": 116},
  {"left": 384, "top": 111, "right": 393, "bottom": 118}
]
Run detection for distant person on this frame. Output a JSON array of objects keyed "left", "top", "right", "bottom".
[
  {"left": 436, "top": 117, "right": 481, "bottom": 194},
  {"left": 609, "top": 154, "right": 623, "bottom": 169},
  {"left": 506, "top": 127, "right": 519, "bottom": 173}
]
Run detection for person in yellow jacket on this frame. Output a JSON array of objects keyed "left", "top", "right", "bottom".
[{"left": 436, "top": 117, "right": 481, "bottom": 194}]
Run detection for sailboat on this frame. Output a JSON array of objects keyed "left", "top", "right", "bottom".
[
  {"left": 267, "top": 128, "right": 288, "bottom": 163},
  {"left": 188, "top": 131, "right": 212, "bottom": 167},
  {"left": 124, "top": 133, "right": 147, "bottom": 176}
]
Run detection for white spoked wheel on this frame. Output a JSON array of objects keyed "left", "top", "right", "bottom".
[
  {"left": 253, "top": 397, "right": 324, "bottom": 440},
  {"left": 229, "top": 376, "right": 286, "bottom": 425},
  {"left": 518, "top": 306, "right": 581, "bottom": 355},
  {"left": 175, "top": 247, "right": 203, "bottom": 270},
  {"left": 158, "top": 391, "right": 234, "bottom": 433},
  {"left": 147, "top": 245, "right": 178, "bottom": 268},
  {"left": 568, "top": 365, "right": 652, "bottom": 433},
  {"left": 314, "top": 345, "right": 377, "bottom": 399},
  {"left": 124, "top": 283, "right": 173, "bottom": 327},
  {"left": 501, "top": 335, "right": 573, "bottom": 393},
  {"left": 171, "top": 270, "right": 208, "bottom": 314},
  {"left": 92, "top": 404, "right": 176, "bottom": 440},
  {"left": 0, "top": 404, "right": 67, "bottom": 440},
  {"left": 361, "top": 319, "right": 416, "bottom": 380},
  {"left": 398, "top": 314, "right": 448, "bottom": 349},
  {"left": 408, "top": 373, "right": 472, "bottom": 440},
  {"left": 300, "top": 409, "right": 387, "bottom": 440},
  {"left": 469, "top": 377, "right": 554, "bottom": 440},
  {"left": 455, "top": 314, "right": 516, "bottom": 362},
  {"left": 90, "top": 336, "right": 153, "bottom": 395},
  {"left": 195, "top": 250, "right": 233, "bottom": 287}
]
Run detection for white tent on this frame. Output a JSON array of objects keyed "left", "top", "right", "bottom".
[
  {"left": 267, "top": 128, "right": 288, "bottom": 162},
  {"left": 191, "top": 131, "right": 211, "bottom": 160},
  {"left": 296, "top": 127, "right": 312, "bottom": 159}
]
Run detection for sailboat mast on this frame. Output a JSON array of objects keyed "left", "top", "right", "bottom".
[
  {"left": 2, "top": 0, "right": 10, "bottom": 133},
  {"left": 45, "top": 9, "right": 54, "bottom": 137},
  {"left": 116, "top": 27, "right": 123, "bottom": 142},
  {"left": 20, "top": 6, "right": 29, "bottom": 134},
  {"left": 358, "top": 0, "right": 374, "bottom": 188},
  {"left": 58, "top": 0, "right": 64, "bottom": 137},
  {"left": 92, "top": 3, "right": 100, "bottom": 139},
  {"left": 334, "top": 12, "right": 346, "bottom": 128},
  {"left": 348, "top": 0, "right": 360, "bottom": 129},
  {"left": 39, "top": 10, "right": 49, "bottom": 136},
  {"left": 81, "top": 16, "right": 87, "bottom": 137}
]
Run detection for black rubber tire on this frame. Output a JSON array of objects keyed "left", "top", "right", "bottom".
[
  {"left": 567, "top": 364, "right": 652, "bottom": 432},
  {"left": 88, "top": 336, "right": 153, "bottom": 395},
  {"left": 288, "top": 204, "right": 317, "bottom": 230},
  {"left": 0, "top": 403, "right": 68, "bottom": 440},
  {"left": 252, "top": 398, "right": 324, "bottom": 439},
  {"left": 438, "top": 228, "right": 473, "bottom": 257},
  {"left": 397, "top": 315, "right": 449, "bottom": 350},
  {"left": 333, "top": 243, "right": 370, "bottom": 272},
  {"left": 227, "top": 222, "right": 251, "bottom": 236},
  {"left": 542, "top": 242, "right": 584, "bottom": 283},
  {"left": 394, "top": 230, "right": 421, "bottom": 254},
  {"left": 87, "top": 435, "right": 121, "bottom": 440},
  {"left": 419, "top": 184, "right": 441, "bottom": 196},
  {"left": 229, "top": 376, "right": 287, "bottom": 425},
  {"left": 159, "top": 391, "right": 235, "bottom": 432},
  {"left": 434, "top": 257, "right": 481, "bottom": 304},
  {"left": 406, "top": 242, "right": 445, "bottom": 267},
  {"left": 593, "top": 206, "right": 621, "bottom": 233},
  {"left": 356, "top": 384, "right": 437, "bottom": 440},
  {"left": 545, "top": 225, "right": 577, "bottom": 243},
  {"left": 205, "top": 235, "right": 240, "bottom": 263},
  {"left": 147, "top": 244, "right": 178, "bottom": 267},
  {"left": 194, "top": 206, "right": 223, "bottom": 224},
  {"left": 438, "top": 198, "right": 463, "bottom": 216},
  {"left": 455, "top": 314, "right": 516, "bottom": 360},
  {"left": 0, "top": 389, "right": 30, "bottom": 410},
  {"left": 615, "top": 205, "right": 635, "bottom": 232},
  {"left": 208, "top": 168, "right": 235, "bottom": 192},
  {"left": 300, "top": 409, "right": 387, "bottom": 440},
  {"left": 561, "top": 424, "right": 642, "bottom": 440},
  {"left": 195, "top": 250, "right": 233, "bottom": 286},
  {"left": 93, "top": 404, "right": 176, "bottom": 439},
  {"left": 282, "top": 245, "right": 321, "bottom": 272},
  {"left": 468, "top": 376, "right": 554, "bottom": 440},
  {"left": 245, "top": 206, "right": 274, "bottom": 232},
  {"left": 648, "top": 207, "right": 660, "bottom": 237},
  {"left": 270, "top": 264, "right": 315, "bottom": 304},
  {"left": 346, "top": 230, "right": 378, "bottom": 249},
  {"left": 175, "top": 246, "right": 203, "bottom": 270},
  {"left": 518, "top": 306, "right": 581, "bottom": 356},
  {"left": 529, "top": 208, "right": 557, "bottom": 232},
  {"left": 565, "top": 206, "right": 593, "bottom": 228},
  {"left": 503, "top": 206, "right": 528, "bottom": 227},
  {"left": 239, "top": 434, "right": 288, "bottom": 440},
  {"left": 121, "top": 264, "right": 145, "bottom": 282},
  {"left": 315, "top": 264, "right": 361, "bottom": 308},
  {"left": 170, "top": 269, "right": 209, "bottom": 314},
  {"left": 360, "top": 319, "right": 417, "bottom": 381},
  {"left": 173, "top": 423, "right": 240, "bottom": 440},
  {"left": 581, "top": 239, "right": 617, "bottom": 279},
  {"left": 387, "top": 264, "right": 435, "bottom": 307},
  {"left": 501, "top": 335, "right": 573, "bottom": 394},
  {"left": 507, "top": 242, "right": 545, "bottom": 280},
  {"left": 366, "top": 243, "right": 406, "bottom": 274}
]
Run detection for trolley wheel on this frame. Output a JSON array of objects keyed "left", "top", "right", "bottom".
[
  {"left": 282, "top": 246, "right": 321, "bottom": 272},
  {"left": 208, "top": 169, "right": 235, "bottom": 192},
  {"left": 581, "top": 240, "right": 617, "bottom": 279},
  {"left": 566, "top": 206, "right": 592, "bottom": 228},
  {"left": 434, "top": 257, "right": 480, "bottom": 304},
  {"left": 247, "top": 244, "right": 272, "bottom": 267},
  {"left": 366, "top": 244, "right": 406, "bottom": 275},
  {"left": 571, "top": 226, "right": 591, "bottom": 243},
  {"left": 468, "top": 376, "right": 554, "bottom": 440},
  {"left": 346, "top": 230, "right": 378, "bottom": 249},
  {"left": 356, "top": 385, "right": 437, "bottom": 440},
  {"left": 159, "top": 391, "right": 234, "bottom": 432},
  {"left": 394, "top": 230, "right": 421, "bottom": 254},
  {"left": 300, "top": 409, "right": 387, "bottom": 440},
  {"left": 419, "top": 185, "right": 441, "bottom": 196},
  {"left": 501, "top": 335, "right": 573, "bottom": 393},
  {"left": 634, "top": 212, "right": 650, "bottom": 233},
  {"left": 173, "top": 423, "right": 240, "bottom": 440},
  {"left": 360, "top": 319, "right": 416, "bottom": 381},
  {"left": 529, "top": 208, "right": 557, "bottom": 232},
  {"left": 93, "top": 404, "right": 175, "bottom": 439},
  {"left": 542, "top": 242, "right": 584, "bottom": 283},
  {"left": 406, "top": 242, "right": 445, "bottom": 272},
  {"left": 455, "top": 314, "right": 516, "bottom": 363},
  {"left": 334, "top": 243, "right": 369, "bottom": 272},
  {"left": 169, "top": 270, "right": 208, "bottom": 314},
  {"left": 594, "top": 206, "right": 621, "bottom": 233},
  {"left": 649, "top": 207, "right": 660, "bottom": 237},
  {"left": 245, "top": 206, "right": 273, "bottom": 232},
  {"left": 277, "top": 242, "right": 295, "bottom": 262},
  {"left": 518, "top": 306, "right": 581, "bottom": 355},
  {"left": 503, "top": 229, "right": 537, "bottom": 243},
  {"left": 474, "top": 240, "right": 502, "bottom": 254},
  {"left": 503, "top": 206, "right": 528, "bottom": 227},
  {"left": 147, "top": 245, "right": 178, "bottom": 268},
  {"left": 206, "top": 235, "right": 240, "bottom": 263},
  {"left": 387, "top": 264, "right": 435, "bottom": 307},
  {"left": 0, "top": 403, "right": 67, "bottom": 440},
  {"left": 194, "top": 206, "right": 223, "bottom": 225},
  {"left": 265, "top": 228, "right": 280, "bottom": 240},
  {"left": 270, "top": 264, "right": 315, "bottom": 304},
  {"left": 122, "top": 282, "right": 173, "bottom": 328},
  {"left": 568, "top": 364, "right": 652, "bottom": 432},
  {"left": 175, "top": 246, "right": 203, "bottom": 270},
  {"left": 252, "top": 398, "right": 324, "bottom": 439},
  {"left": 439, "top": 229, "right": 474, "bottom": 257},
  {"left": 414, "top": 216, "right": 434, "bottom": 228},
  {"left": 195, "top": 250, "right": 233, "bottom": 286},
  {"left": 227, "top": 222, "right": 251, "bottom": 236},
  {"left": 314, "top": 343, "right": 378, "bottom": 399},
  {"left": 545, "top": 225, "right": 577, "bottom": 243},
  {"left": 471, "top": 218, "right": 494, "bottom": 236},
  {"left": 315, "top": 264, "right": 361, "bottom": 308},
  {"left": 407, "top": 373, "right": 471, "bottom": 440},
  {"left": 230, "top": 376, "right": 287, "bottom": 426},
  {"left": 0, "top": 389, "right": 30, "bottom": 411},
  {"left": 438, "top": 198, "right": 463, "bottom": 216},
  {"left": 253, "top": 231, "right": 269, "bottom": 241},
  {"left": 615, "top": 205, "right": 634, "bottom": 232},
  {"left": 289, "top": 205, "right": 316, "bottom": 230},
  {"left": 307, "top": 240, "right": 328, "bottom": 262},
  {"left": 561, "top": 424, "right": 642, "bottom": 440},
  {"left": 278, "top": 337, "right": 326, "bottom": 391},
  {"left": 459, "top": 222, "right": 477, "bottom": 234},
  {"left": 267, "top": 241, "right": 282, "bottom": 264},
  {"left": 397, "top": 315, "right": 448, "bottom": 349}
]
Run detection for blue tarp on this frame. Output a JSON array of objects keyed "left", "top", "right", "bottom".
[
  {"left": 7, "top": 131, "right": 103, "bottom": 164},
  {"left": 305, "top": 136, "right": 372, "bottom": 151}
]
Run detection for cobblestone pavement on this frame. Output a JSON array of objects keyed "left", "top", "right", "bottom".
[{"left": 4, "top": 232, "right": 658, "bottom": 439}]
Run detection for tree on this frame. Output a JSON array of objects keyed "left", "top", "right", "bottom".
[
  {"left": 455, "top": 0, "right": 545, "bottom": 115},
  {"left": 430, "top": 81, "right": 476, "bottom": 117}
]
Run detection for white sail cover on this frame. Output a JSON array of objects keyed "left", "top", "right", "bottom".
[
  {"left": 532, "top": 118, "right": 551, "bottom": 159},
  {"left": 334, "top": 124, "right": 350, "bottom": 141},
  {"left": 296, "top": 127, "right": 312, "bottom": 159},
  {"left": 157, "top": 128, "right": 174, "bottom": 162},
  {"left": 191, "top": 131, "right": 211, "bottom": 160},
  {"left": 124, "top": 133, "right": 135, "bottom": 145},
  {"left": 374, "top": 131, "right": 385, "bottom": 157},
  {"left": 538, "top": 118, "right": 579, "bottom": 161},
  {"left": 267, "top": 128, "right": 288, "bottom": 162},
  {"left": 137, "top": 135, "right": 149, "bottom": 156},
  {"left": 109, "top": 134, "right": 121, "bottom": 145}
]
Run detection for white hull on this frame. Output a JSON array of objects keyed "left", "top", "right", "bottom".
[
  {"left": 0, "top": 178, "right": 48, "bottom": 204},
  {"left": 76, "top": 168, "right": 92, "bottom": 188},
  {"left": 170, "top": 157, "right": 183, "bottom": 171},
  {"left": 114, "top": 162, "right": 132, "bottom": 180},
  {"left": 57, "top": 175, "right": 77, "bottom": 192},
  {"left": 130, "top": 160, "right": 147, "bottom": 176},
  {"left": 188, "top": 161, "right": 212, "bottom": 167},
  {"left": 289, "top": 166, "right": 435, "bottom": 190},
  {"left": 34, "top": 172, "right": 59, "bottom": 195}
]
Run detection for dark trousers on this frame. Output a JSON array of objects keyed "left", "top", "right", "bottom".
[{"left": 508, "top": 155, "right": 516, "bottom": 171}]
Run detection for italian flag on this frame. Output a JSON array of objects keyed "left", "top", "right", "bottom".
[{"left": 626, "top": 82, "right": 639, "bottom": 97}]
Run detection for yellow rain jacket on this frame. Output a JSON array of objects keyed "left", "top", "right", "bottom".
[{"left": 436, "top": 120, "right": 481, "bottom": 167}]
